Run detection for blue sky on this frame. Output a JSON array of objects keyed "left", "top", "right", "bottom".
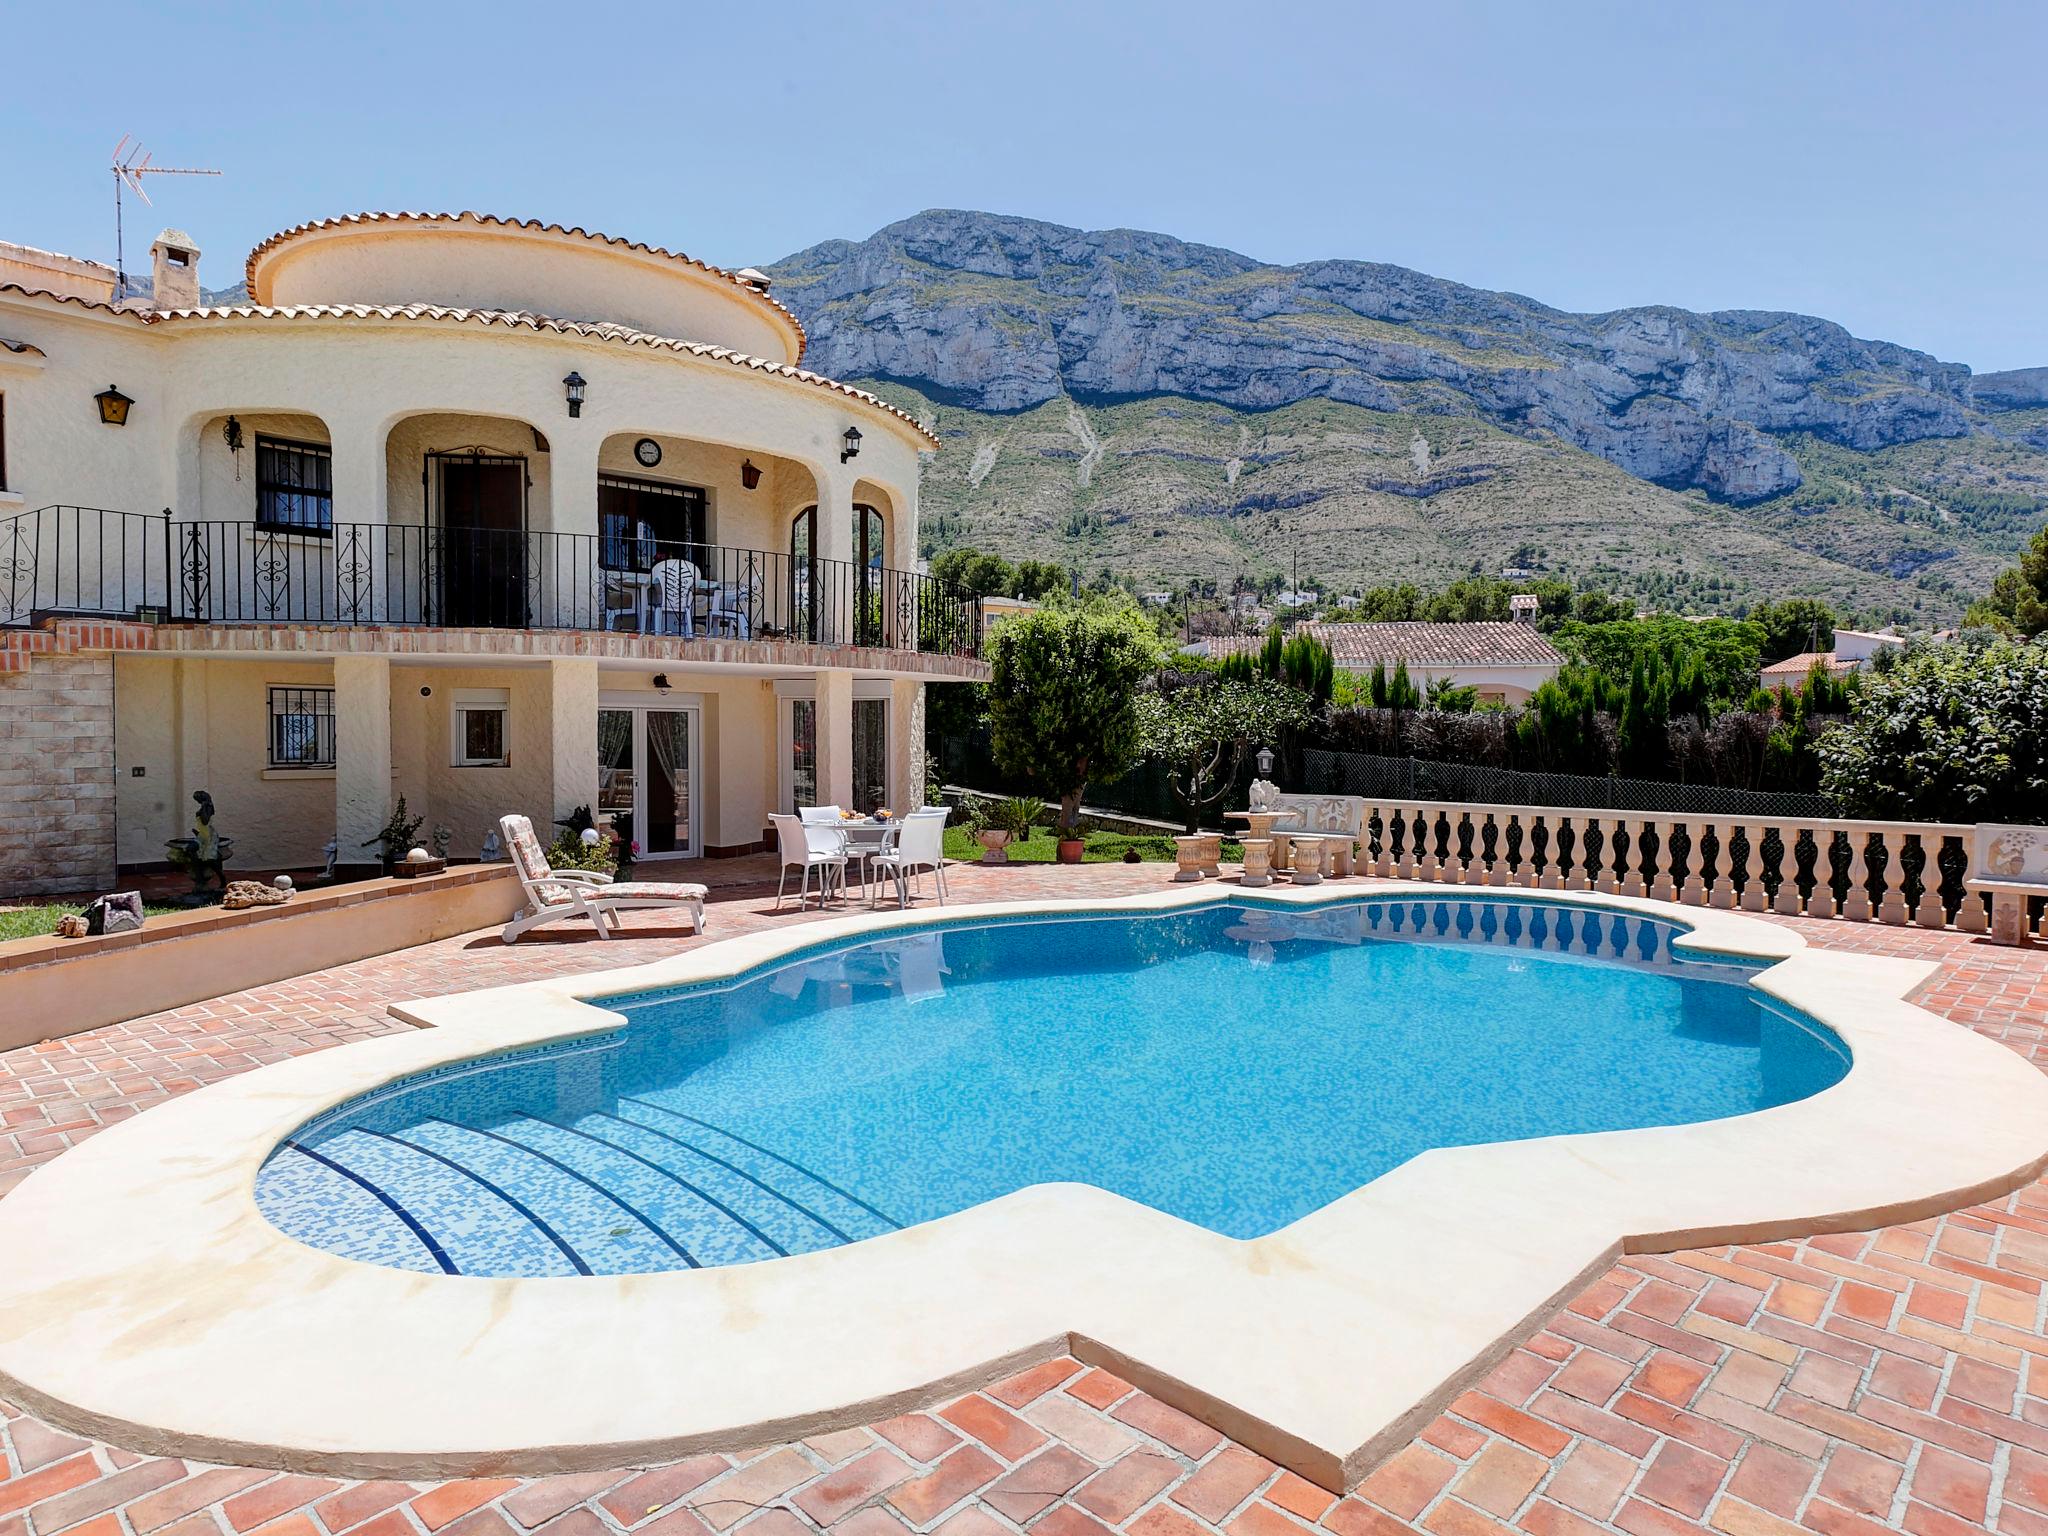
[{"left": 6, "top": 0, "right": 2043, "bottom": 371}]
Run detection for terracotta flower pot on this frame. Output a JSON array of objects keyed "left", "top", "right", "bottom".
[{"left": 1056, "top": 837, "right": 1086, "bottom": 864}]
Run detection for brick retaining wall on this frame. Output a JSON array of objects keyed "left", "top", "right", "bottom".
[{"left": 0, "top": 653, "right": 116, "bottom": 898}]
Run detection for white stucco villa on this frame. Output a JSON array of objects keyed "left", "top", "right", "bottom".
[{"left": 0, "top": 213, "right": 984, "bottom": 896}]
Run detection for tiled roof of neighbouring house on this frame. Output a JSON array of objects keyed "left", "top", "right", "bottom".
[
  {"left": 1760, "top": 650, "right": 1858, "bottom": 679},
  {"left": 1202, "top": 621, "right": 1566, "bottom": 668}
]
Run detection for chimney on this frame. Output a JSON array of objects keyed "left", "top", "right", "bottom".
[
  {"left": 1509, "top": 593, "right": 1540, "bottom": 626},
  {"left": 150, "top": 229, "right": 200, "bottom": 309}
]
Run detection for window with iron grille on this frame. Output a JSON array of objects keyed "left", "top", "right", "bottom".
[
  {"left": 255, "top": 436, "right": 334, "bottom": 533},
  {"left": 268, "top": 686, "right": 336, "bottom": 769},
  {"left": 599, "top": 475, "right": 705, "bottom": 571}
]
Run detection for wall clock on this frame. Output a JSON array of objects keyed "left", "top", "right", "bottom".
[{"left": 634, "top": 438, "right": 662, "bottom": 467}]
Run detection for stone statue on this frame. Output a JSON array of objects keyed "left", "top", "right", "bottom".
[
  {"left": 1248, "top": 778, "right": 1283, "bottom": 813},
  {"left": 164, "top": 789, "right": 233, "bottom": 896},
  {"left": 479, "top": 829, "right": 504, "bottom": 863}
]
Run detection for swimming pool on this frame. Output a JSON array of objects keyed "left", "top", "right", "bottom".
[{"left": 256, "top": 897, "right": 1848, "bottom": 1277}]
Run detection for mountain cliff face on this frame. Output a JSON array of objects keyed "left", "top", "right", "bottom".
[{"left": 769, "top": 211, "right": 2048, "bottom": 621}]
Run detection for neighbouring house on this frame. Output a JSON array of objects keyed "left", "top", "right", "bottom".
[
  {"left": 976, "top": 594, "right": 1042, "bottom": 641},
  {"left": 1759, "top": 629, "right": 1904, "bottom": 690},
  {"left": 1187, "top": 619, "right": 1565, "bottom": 705},
  {"left": 0, "top": 213, "right": 984, "bottom": 897}
]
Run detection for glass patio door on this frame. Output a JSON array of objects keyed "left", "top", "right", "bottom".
[{"left": 597, "top": 704, "right": 699, "bottom": 858}]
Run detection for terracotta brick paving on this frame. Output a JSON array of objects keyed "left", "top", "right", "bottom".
[{"left": 5, "top": 868, "right": 2048, "bottom": 1536}]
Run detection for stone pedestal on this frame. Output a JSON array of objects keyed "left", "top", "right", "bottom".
[
  {"left": 1196, "top": 833, "right": 1224, "bottom": 878},
  {"left": 1240, "top": 839, "right": 1274, "bottom": 887},
  {"left": 1291, "top": 837, "right": 1324, "bottom": 885},
  {"left": 1173, "top": 837, "right": 1207, "bottom": 882},
  {"left": 1328, "top": 839, "right": 1354, "bottom": 877}
]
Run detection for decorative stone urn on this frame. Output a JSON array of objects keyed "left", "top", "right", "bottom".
[
  {"left": 1195, "top": 833, "right": 1224, "bottom": 878},
  {"left": 1172, "top": 836, "right": 1207, "bottom": 883},
  {"left": 1291, "top": 836, "right": 1324, "bottom": 885},
  {"left": 976, "top": 829, "right": 1012, "bottom": 865},
  {"left": 1240, "top": 838, "right": 1274, "bottom": 887}
]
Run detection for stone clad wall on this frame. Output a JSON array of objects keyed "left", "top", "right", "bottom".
[{"left": 0, "top": 654, "right": 116, "bottom": 898}]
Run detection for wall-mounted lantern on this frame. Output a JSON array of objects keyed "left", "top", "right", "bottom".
[
  {"left": 839, "top": 425, "right": 862, "bottom": 464},
  {"left": 740, "top": 458, "right": 762, "bottom": 491},
  {"left": 1256, "top": 745, "right": 1276, "bottom": 776},
  {"left": 95, "top": 384, "right": 135, "bottom": 426},
  {"left": 562, "top": 371, "right": 587, "bottom": 419},
  {"left": 223, "top": 415, "right": 245, "bottom": 479}
]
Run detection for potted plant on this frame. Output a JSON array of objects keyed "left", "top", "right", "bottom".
[
  {"left": 973, "top": 797, "right": 1043, "bottom": 864},
  {"left": 362, "top": 795, "right": 426, "bottom": 876}
]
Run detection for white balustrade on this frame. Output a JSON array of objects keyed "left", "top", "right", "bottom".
[{"left": 1229, "top": 794, "right": 1999, "bottom": 938}]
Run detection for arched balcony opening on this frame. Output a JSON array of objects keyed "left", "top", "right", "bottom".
[{"left": 171, "top": 409, "right": 344, "bottom": 624}]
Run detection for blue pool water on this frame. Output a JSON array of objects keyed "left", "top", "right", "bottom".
[{"left": 256, "top": 898, "right": 1848, "bottom": 1277}]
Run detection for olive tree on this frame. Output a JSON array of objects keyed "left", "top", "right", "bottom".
[
  {"left": 1137, "top": 673, "right": 1312, "bottom": 832},
  {"left": 984, "top": 604, "right": 1162, "bottom": 831}
]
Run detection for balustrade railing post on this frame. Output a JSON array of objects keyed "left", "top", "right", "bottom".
[
  {"left": 1878, "top": 831, "right": 1910, "bottom": 925},
  {"left": 1774, "top": 830, "right": 1806, "bottom": 917},
  {"left": 1707, "top": 823, "right": 1736, "bottom": 908},
  {"left": 1741, "top": 824, "right": 1768, "bottom": 913},
  {"left": 1912, "top": 835, "right": 1947, "bottom": 929},
  {"left": 1806, "top": 832, "right": 1839, "bottom": 919},
  {"left": 1648, "top": 819, "right": 1676, "bottom": 902},
  {"left": 1842, "top": 830, "right": 1874, "bottom": 923},
  {"left": 1682, "top": 821, "right": 1710, "bottom": 905},
  {"left": 1616, "top": 819, "right": 1643, "bottom": 898}
]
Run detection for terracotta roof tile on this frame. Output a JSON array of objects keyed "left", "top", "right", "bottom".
[
  {"left": 242, "top": 211, "right": 807, "bottom": 360},
  {"left": 1206, "top": 621, "right": 1565, "bottom": 667},
  {"left": 0, "top": 284, "right": 935, "bottom": 447},
  {"left": 1761, "top": 650, "right": 1855, "bottom": 678}
]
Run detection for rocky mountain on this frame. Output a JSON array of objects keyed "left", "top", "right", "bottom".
[{"left": 770, "top": 211, "right": 2048, "bottom": 622}]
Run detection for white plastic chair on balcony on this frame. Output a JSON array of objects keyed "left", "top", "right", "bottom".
[
  {"left": 496, "top": 814, "right": 706, "bottom": 942},
  {"left": 867, "top": 808, "right": 951, "bottom": 908},
  {"left": 772, "top": 812, "right": 847, "bottom": 911},
  {"left": 650, "top": 559, "right": 697, "bottom": 638},
  {"left": 799, "top": 805, "right": 846, "bottom": 825},
  {"left": 704, "top": 573, "right": 756, "bottom": 640}
]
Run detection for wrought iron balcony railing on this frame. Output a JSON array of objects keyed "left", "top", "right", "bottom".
[{"left": 0, "top": 506, "right": 982, "bottom": 659}]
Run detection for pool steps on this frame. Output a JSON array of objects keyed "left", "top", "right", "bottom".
[{"left": 263, "top": 1106, "right": 900, "bottom": 1277}]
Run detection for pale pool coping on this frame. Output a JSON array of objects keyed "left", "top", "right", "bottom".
[{"left": 1, "top": 882, "right": 2045, "bottom": 1492}]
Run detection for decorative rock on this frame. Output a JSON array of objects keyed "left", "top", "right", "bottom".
[
  {"left": 1240, "top": 839, "right": 1274, "bottom": 887},
  {"left": 222, "top": 879, "right": 291, "bottom": 910},
  {"left": 273, "top": 874, "right": 294, "bottom": 892},
  {"left": 405, "top": 847, "right": 433, "bottom": 864}
]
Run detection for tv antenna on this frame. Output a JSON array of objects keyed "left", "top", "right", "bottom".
[{"left": 111, "top": 136, "right": 222, "bottom": 299}]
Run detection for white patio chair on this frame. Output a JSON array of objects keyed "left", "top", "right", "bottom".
[
  {"left": 705, "top": 574, "right": 756, "bottom": 639},
  {"left": 799, "top": 805, "right": 846, "bottom": 824},
  {"left": 868, "top": 808, "right": 950, "bottom": 907},
  {"left": 772, "top": 812, "right": 847, "bottom": 911},
  {"left": 497, "top": 814, "right": 706, "bottom": 943},
  {"left": 650, "top": 559, "right": 697, "bottom": 638}
]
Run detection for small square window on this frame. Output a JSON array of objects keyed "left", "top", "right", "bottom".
[
  {"left": 452, "top": 689, "right": 510, "bottom": 767},
  {"left": 268, "top": 686, "right": 335, "bottom": 769}
]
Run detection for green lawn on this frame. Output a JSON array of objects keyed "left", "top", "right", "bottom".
[
  {"left": 941, "top": 827, "right": 1243, "bottom": 865},
  {"left": 0, "top": 901, "right": 186, "bottom": 942}
]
